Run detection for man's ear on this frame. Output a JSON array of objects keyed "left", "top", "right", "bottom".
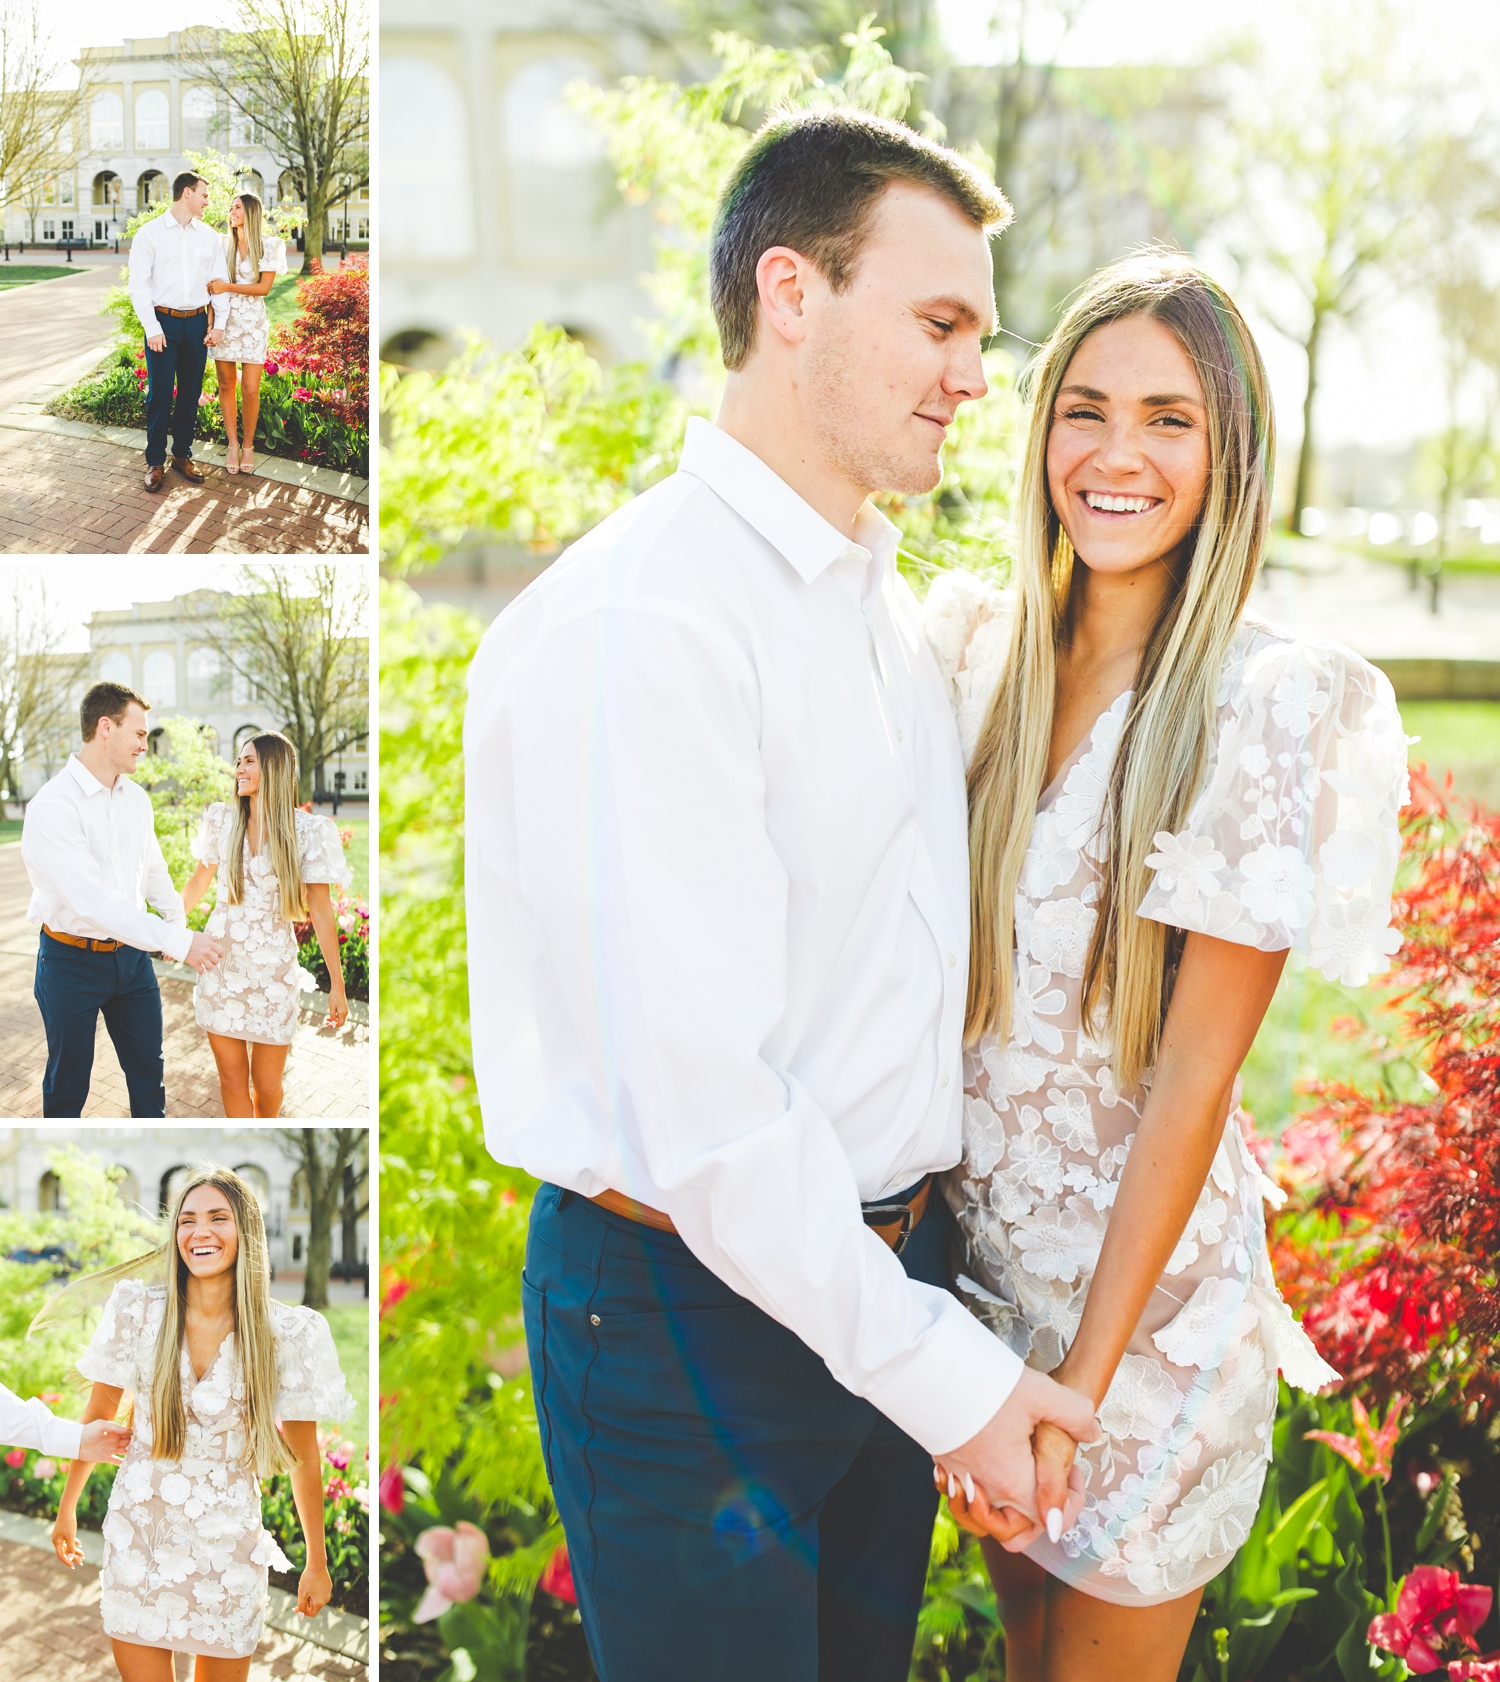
[{"left": 754, "top": 245, "right": 814, "bottom": 349}]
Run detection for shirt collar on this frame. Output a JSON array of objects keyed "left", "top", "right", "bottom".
[
  {"left": 677, "top": 417, "right": 900, "bottom": 586},
  {"left": 67, "top": 753, "right": 121, "bottom": 798}
]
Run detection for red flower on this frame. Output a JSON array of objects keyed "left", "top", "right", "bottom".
[
  {"left": 381, "top": 1276, "right": 411, "bottom": 1316},
  {"left": 3, "top": 1448, "right": 25, "bottom": 1469},
  {"left": 378, "top": 1461, "right": 404, "bottom": 1514},
  {"left": 1368, "top": 1567, "right": 1494, "bottom": 1674},
  {"left": 539, "top": 1543, "right": 576, "bottom": 1605},
  {"left": 293, "top": 386, "right": 313, "bottom": 402},
  {"left": 265, "top": 359, "right": 279, "bottom": 375},
  {"left": 1306, "top": 1393, "right": 1406, "bottom": 1482},
  {"left": 326, "top": 1475, "right": 352, "bottom": 1501}
]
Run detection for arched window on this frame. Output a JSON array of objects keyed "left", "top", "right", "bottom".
[
  {"left": 137, "top": 170, "right": 168, "bottom": 209},
  {"left": 98, "top": 649, "right": 133, "bottom": 686},
  {"left": 113, "top": 1168, "right": 140, "bottom": 1209},
  {"left": 147, "top": 726, "right": 166, "bottom": 757},
  {"left": 502, "top": 57, "right": 619, "bottom": 267},
  {"left": 277, "top": 168, "right": 301, "bottom": 208},
  {"left": 182, "top": 86, "right": 216, "bottom": 149},
  {"left": 159, "top": 1165, "right": 192, "bottom": 1216},
  {"left": 38, "top": 1171, "right": 63, "bottom": 1212},
  {"left": 135, "top": 89, "right": 169, "bottom": 150},
  {"left": 233, "top": 723, "right": 263, "bottom": 755},
  {"left": 187, "top": 647, "right": 221, "bottom": 706},
  {"left": 90, "top": 92, "right": 124, "bottom": 151},
  {"left": 290, "top": 1168, "right": 308, "bottom": 1210},
  {"left": 238, "top": 169, "right": 264, "bottom": 201},
  {"left": 92, "top": 171, "right": 122, "bottom": 209},
  {"left": 143, "top": 649, "right": 176, "bottom": 708},
  {"left": 382, "top": 57, "right": 473, "bottom": 260},
  {"left": 234, "top": 1163, "right": 271, "bottom": 1205}
]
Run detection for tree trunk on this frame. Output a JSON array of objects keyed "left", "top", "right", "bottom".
[
  {"left": 302, "top": 177, "right": 327, "bottom": 272},
  {"left": 303, "top": 1167, "right": 337, "bottom": 1311},
  {"left": 340, "top": 1164, "right": 360, "bottom": 1264},
  {"left": 1289, "top": 308, "right": 1324, "bottom": 534}
]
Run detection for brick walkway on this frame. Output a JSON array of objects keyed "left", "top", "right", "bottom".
[
  {"left": 0, "top": 1538, "right": 366, "bottom": 1681},
  {"left": 0, "top": 844, "right": 369, "bottom": 1120},
  {"left": 0, "top": 428, "right": 369, "bottom": 555}
]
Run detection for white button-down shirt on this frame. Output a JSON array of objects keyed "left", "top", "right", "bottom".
[
  {"left": 0, "top": 1384, "right": 82, "bottom": 1460},
  {"left": 466, "top": 417, "right": 1022, "bottom": 1454},
  {"left": 127, "top": 209, "right": 228, "bottom": 340},
  {"left": 21, "top": 756, "right": 192, "bottom": 962}
]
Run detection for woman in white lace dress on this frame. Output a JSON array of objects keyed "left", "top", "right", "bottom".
[
  {"left": 180, "top": 731, "right": 351, "bottom": 1118},
  {"left": 207, "top": 191, "right": 287, "bottom": 474},
  {"left": 928, "top": 254, "right": 1408, "bottom": 1679},
  {"left": 46, "top": 1167, "right": 354, "bottom": 1680}
]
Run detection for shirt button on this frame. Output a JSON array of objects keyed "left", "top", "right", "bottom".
[
  {"left": 589, "top": 1314, "right": 601, "bottom": 1326},
  {"left": 896, "top": 728, "right": 905, "bottom": 742},
  {"left": 947, "top": 953, "right": 958, "bottom": 969},
  {"left": 940, "top": 1074, "right": 951, "bottom": 1089}
]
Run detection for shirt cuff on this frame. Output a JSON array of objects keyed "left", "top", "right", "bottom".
[
  {"left": 137, "top": 304, "right": 162, "bottom": 341},
  {"left": 42, "top": 1411, "right": 83, "bottom": 1460},
  {"left": 863, "top": 1292, "right": 1025, "bottom": 1457},
  {"left": 156, "top": 921, "right": 193, "bottom": 963}
]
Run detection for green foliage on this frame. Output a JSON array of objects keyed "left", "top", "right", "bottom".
[{"left": 132, "top": 717, "right": 235, "bottom": 918}]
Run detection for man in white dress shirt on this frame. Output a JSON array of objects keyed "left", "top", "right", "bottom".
[
  {"left": 21, "top": 681, "right": 220, "bottom": 1117},
  {"left": 128, "top": 171, "right": 226, "bottom": 493},
  {"left": 0, "top": 1384, "right": 131, "bottom": 1464},
  {"left": 466, "top": 109, "right": 1096, "bottom": 1682}
]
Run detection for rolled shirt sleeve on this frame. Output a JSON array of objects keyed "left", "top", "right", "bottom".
[
  {"left": 475, "top": 604, "right": 1022, "bottom": 1455},
  {"left": 128, "top": 220, "right": 162, "bottom": 342}
]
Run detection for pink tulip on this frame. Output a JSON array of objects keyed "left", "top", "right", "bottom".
[
  {"left": 265, "top": 359, "right": 279, "bottom": 375},
  {"left": 327, "top": 1444, "right": 351, "bottom": 1470},
  {"left": 412, "top": 1521, "right": 489, "bottom": 1623},
  {"left": 1368, "top": 1567, "right": 1493, "bottom": 1674},
  {"left": 539, "top": 1543, "right": 576, "bottom": 1606},
  {"left": 378, "top": 1461, "right": 405, "bottom": 1513},
  {"left": 326, "top": 1475, "right": 352, "bottom": 1501},
  {"left": 1307, "top": 1394, "right": 1406, "bottom": 1482},
  {"left": 34, "top": 1458, "right": 57, "bottom": 1479},
  {"left": 4, "top": 1448, "right": 25, "bottom": 1468}
]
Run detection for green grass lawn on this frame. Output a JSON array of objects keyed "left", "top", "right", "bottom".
[
  {"left": 322, "top": 1301, "right": 370, "bottom": 1464},
  {"left": 336, "top": 816, "right": 367, "bottom": 902},
  {"left": 265, "top": 270, "right": 302, "bottom": 330},
  {"left": 0, "top": 264, "right": 89, "bottom": 291},
  {"left": 0, "top": 818, "right": 22, "bottom": 843}
]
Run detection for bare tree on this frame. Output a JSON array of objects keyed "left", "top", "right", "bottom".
[
  {"left": 0, "top": 572, "right": 86, "bottom": 806},
  {"left": 276, "top": 1128, "right": 365, "bottom": 1311},
  {"left": 0, "top": 2, "right": 81, "bottom": 235},
  {"left": 190, "top": 0, "right": 367, "bottom": 270},
  {"left": 195, "top": 564, "right": 368, "bottom": 803}
]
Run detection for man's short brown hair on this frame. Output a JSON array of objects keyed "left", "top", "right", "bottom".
[
  {"left": 172, "top": 171, "right": 207, "bottom": 202},
  {"left": 81, "top": 681, "right": 149, "bottom": 742},
  {"left": 710, "top": 107, "right": 1013, "bottom": 371}
]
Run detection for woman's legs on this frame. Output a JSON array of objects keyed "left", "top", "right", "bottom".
[
  {"left": 206, "top": 1031, "right": 253, "bottom": 1117},
  {"left": 192, "top": 1654, "right": 253, "bottom": 1682},
  {"left": 248, "top": 1041, "right": 291, "bottom": 1116},
  {"left": 214, "top": 359, "right": 240, "bottom": 468},
  {"left": 239, "top": 363, "right": 262, "bottom": 467},
  {"left": 984, "top": 1538, "right": 1202, "bottom": 1682},
  {"left": 110, "top": 1640, "right": 176, "bottom": 1682}
]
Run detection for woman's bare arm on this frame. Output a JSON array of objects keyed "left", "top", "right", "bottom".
[
  {"left": 304, "top": 882, "right": 348, "bottom": 1029},
  {"left": 53, "top": 1382, "right": 124, "bottom": 1566},
  {"left": 280, "top": 1419, "right": 332, "bottom": 1617},
  {"left": 181, "top": 859, "right": 216, "bottom": 916}
]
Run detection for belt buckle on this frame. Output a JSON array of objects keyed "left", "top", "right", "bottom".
[{"left": 861, "top": 1201, "right": 915, "bottom": 1256}]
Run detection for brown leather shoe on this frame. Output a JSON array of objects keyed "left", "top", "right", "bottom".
[
  {"left": 144, "top": 464, "right": 165, "bottom": 491},
  {"left": 171, "top": 456, "right": 205, "bottom": 483}
]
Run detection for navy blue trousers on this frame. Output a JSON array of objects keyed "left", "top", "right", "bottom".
[
  {"left": 143, "top": 308, "right": 209, "bottom": 466},
  {"left": 523, "top": 1183, "right": 948, "bottom": 1682},
  {"left": 34, "top": 933, "right": 165, "bottom": 1117}
]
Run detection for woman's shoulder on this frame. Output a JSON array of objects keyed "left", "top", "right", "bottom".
[
  {"left": 203, "top": 800, "right": 232, "bottom": 822},
  {"left": 920, "top": 568, "right": 1016, "bottom": 760},
  {"left": 104, "top": 1276, "right": 166, "bottom": 1316},
  {"left": 269, "top": 1297, "right": 316, "bottom": 1332},
  {"left": 1218, "top": 616, "right": 1396, "bottom": 719},
  {"left": 293, "top": 806, "right": 337, "bottom": 839}
]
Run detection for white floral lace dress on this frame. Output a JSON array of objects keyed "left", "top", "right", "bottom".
[
  {"left": 923, "top": 572, "right": 1409, "bottom": 1606},
  {"left": 192, "top": 803, "right": 350, "bottom": 1045},
  {"left": 215, "top": 234, "right": 288, "bottom": 366},
  {"left": 77, "top": 1278, "right": 354, "bottom": 1658}
]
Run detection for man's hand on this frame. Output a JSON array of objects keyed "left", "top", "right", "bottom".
[
  {"left": 935, "top": 1367, "right": 1096, "bottom": 1551},
  {"left": 79, "top": 1418, "right": 132, "bottom": 1462},
  {"left": 184, "top": 931, "right": 222, "bottom": 973},
  {"left": 206, "top": 326, "right": 224, "bottom": 347},
  {"left": 146, "top": 333, "right": 165, "bottom": 353},
  {"left": 942, "top": 1418, "right": 1084, "bottom": 1549}
]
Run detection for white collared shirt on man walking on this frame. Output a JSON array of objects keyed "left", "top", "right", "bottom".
[
  {"left": 466, "top": 416, "right": 1022, "bottom": 1457},
  {"left": 0, "top": 1385, "right": 82, "bottom": 1460},
  {"left": 21, "top": 755, "right": 192, "bottom": 963},
  {"left": 127, "top": 210, "right": 228, "bottom": 341}
]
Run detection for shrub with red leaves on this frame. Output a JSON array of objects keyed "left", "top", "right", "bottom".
[
  {"left": 271, "top": 255, "right": 369, "bottom": 413},
  {"left": 1270, "top": 770, "right": 1500, "bottom": 1419}
]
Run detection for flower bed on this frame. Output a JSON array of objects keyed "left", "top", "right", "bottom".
[{"left": 293, "top": 883, "right": 370, "bottom": 1002}]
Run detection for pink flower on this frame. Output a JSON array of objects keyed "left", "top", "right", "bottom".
[
  {"left": 34, "top": 1458, "right": 57, "bottom": 1479},
  {"left": 381, "top": 1277, "right": 410, "bottom": 1317},
  {"left": 1368, "top": 1568, "right": 1494, "bottom": 1674},
  {"left": 4, "top": 1448, "right": 25, "bottom": 1468},
  {"left": 1307, "top": 1394, "right": 1406, "bottom": 1482},
  {"left": 265, "top": 359, "right": 279, "bottom": 375},
  {"left": 326, "top": 1444, "right": 351, "bottom": 1470},
  {"left": 326, "top": 1475, "right": 352, "bottom": 1501},
  {"left": 198, "top": 392, "right": 214, "bottom": 406},
  {"left": 539, "top": 1543, "right": 576, "bottom": 1606},
  {"left": 1449, "top": 1662, "right": 1500, "bottom": 1681},
  {"left": 412, "top": 1521, "right": 489, "bottom": 1623},
  {"left": 39, "top": 1394, "right": 62, "bottom": 1405},
  {"left": 293, "top": 386, "right": 313, "bottom": 402},
  {"left": 378, "top": 1461, "right": 404, "bottom": 1513}
]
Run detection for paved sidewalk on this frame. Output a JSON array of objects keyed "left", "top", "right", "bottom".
[
  {"left": 0, "top": 266, "right": 117, "bottom": 416},
  {"left": 0, "top": 1535, "right": 366, "bottom": 1681},
  {"left": 0, "top": 844, "right": 369, "bottom": 1120}
]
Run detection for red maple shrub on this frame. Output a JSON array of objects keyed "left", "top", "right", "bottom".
[
  {"left": 270, "top": 255, "right": 369, "bottom": 424},
  {"left": 1269, "top": 770, "right": 1500, "bottom": 1420}
]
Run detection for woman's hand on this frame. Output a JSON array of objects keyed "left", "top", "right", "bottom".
[
  {"left": 324, "top": 984, "right": 349, "bottom": 1031},
  {"left": 297, "top": 1560, "right": 333, "bottom": 1617},
  {"left": 52, "top": 1507, "right": 83, "bottom": 1569},
  {"left": 207, "top": 277, "right": 227, "bottom": 293}
]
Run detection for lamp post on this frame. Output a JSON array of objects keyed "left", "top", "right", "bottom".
[
  {"left": 338, "top": 172, "right": 351, "bottom": 265},
  {"left": 333, "top": 741, "right": 344, "bottom": 817}
]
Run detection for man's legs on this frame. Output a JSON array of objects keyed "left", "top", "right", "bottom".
[
  {"left": 142, "top": 325, "right": 179, "bottom": 468},
  {"left": 170, "top": 312, "right": 209, "bottom": 462},
  {"left": 34, "top": 935, "right": 104, "bottom": 1117},
  {"left": 99, "top": 947, "right": 166, "bottom": 1118}
]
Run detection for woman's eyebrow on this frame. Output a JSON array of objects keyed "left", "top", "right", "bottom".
[{"left": 1058, "top": 383, "right": 1204, "bottom": 408}]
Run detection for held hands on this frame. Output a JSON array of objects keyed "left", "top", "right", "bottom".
[
  {"left": 79, "top": 1418, "right": 133, "bottom": 1463},
  {"left": 297, "top": 1560, "right": 332, "bottom": 1618},
  {"left": 323, "top": 985, "right": 349, "bottom": 1031},
  {"left": 52, "top": 1507, "right": 84, "bottom": 1569},
  {"left": 205, "top": 326, "right": 224, "bottom": 347},
  {"left": 940, "top": 1419, "right": 1084, "bottom": 1549},
  {"left": 184, "top": 931, "right": 223, "bottom": 974}
]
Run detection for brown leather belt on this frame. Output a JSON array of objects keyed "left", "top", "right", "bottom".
[
  {"left": 591, "top": 1176, "right": 932, "bottom": 1255},
  {"left": 156, "top": 304, "right": 207, "bottom": 318},
  {"left": 43, "top": 923, "right": 122, "bottom": 952}
]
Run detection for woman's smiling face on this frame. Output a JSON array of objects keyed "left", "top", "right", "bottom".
[
  {"left": 235, "top": 741, "right": 260, "bottom": 798},
  {"left": 1046, "top": 313, "right": 1211, "bottom": 580},
  {"left": 229, "top": 196, "right": 245, "bottom": 228},
  {"left": 177, "top": 1182, "right": 240, "bottom": 1279}
]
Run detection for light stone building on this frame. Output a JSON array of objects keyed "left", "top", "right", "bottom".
[
  {"left": 19, "top": 590, "right": 368, "bottom": 804},
  {"left": 0, "top": 1128, "right": 369, "bottom": 1275}
]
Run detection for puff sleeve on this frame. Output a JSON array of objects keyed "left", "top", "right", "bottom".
[
  {"left": 1138, "top": 633, "right": 1409, "bottom": 985},
  {"left": 297, "top": 813, "right": 352, "bottom": 887},
  {"left": 262, "top": 234, "right": 288, "bottom": 277},
  {"left": 76, "top": 1279, "right": 146, "bottom": 1391},
  {"left": 920, "top": 568, "right": 1016, "bottom": 766},
  {"left": 273, "top": 1305, "right": 355, "bottom": 1422},
  {"left": 191, "top": 802, "right": 232, "bottom": 869}
]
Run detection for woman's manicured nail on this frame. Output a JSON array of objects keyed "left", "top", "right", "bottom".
[
  {"left": 962, "top": 1472, "right": 975, "bottom": 1503},
  {"left": 948, "top": 1472, "right": 959, "bottom": 1498},
  {"left": 1046, "top": 1508, "right": 1063, "bottom": 1543}
]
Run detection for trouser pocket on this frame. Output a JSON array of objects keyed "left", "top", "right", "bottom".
[{"left": 521, "top": 1273, "right": 557, "bottom": 1487}]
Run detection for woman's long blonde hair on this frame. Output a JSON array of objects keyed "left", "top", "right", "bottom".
[
  {"left": 227, "top": 191, "right": 264, "bottom": 279},
  {"left": 34, "top": 1166, "right": 293, "bottom": 1476},
  {"left": 966, "top": 252, "right": 1275, "bottom": 1086},
  {"left": 228, "top": 731, "right": 304, "bottom": 923}
]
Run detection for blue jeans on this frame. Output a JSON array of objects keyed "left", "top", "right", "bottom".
[
  {"left": 523, "top": 1182, "right": 949, "bottom": 1682},
  {"left": 142, "top": 308, "right": 209, "bottom": 466},
  {"left": 34, "top": 933, "right": 165, "bottom": 1117}
]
